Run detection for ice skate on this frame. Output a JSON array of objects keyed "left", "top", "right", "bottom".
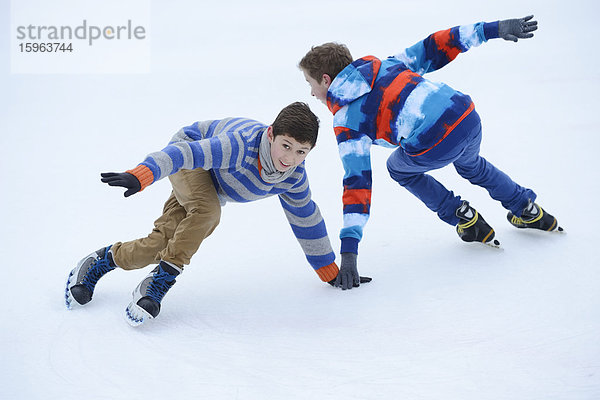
[
  {"left": 507, "top": 200, "right": 564, "bottom": 232},
  {"left": 125, "top": 261, "right": 182, "bottom": 326},
  {"left": 65, "top": 246, "right": 116, "bottom": 309},
  {"left": 456, "top": 201, "right": 501, "bottom": 248}
]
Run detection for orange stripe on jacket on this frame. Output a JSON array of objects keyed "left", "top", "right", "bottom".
[
  {"left": 359, "top": 55, "right": 381, "bottom": 88},
  {"left": 334, "top": 126, "right": 353, "bottom": 140},
  {"left": 343, "top": 188, "right": 371, "bottom": 208},
  {"left": 376, "top": 70, "right": 420, "bottom": 142},
  {"left": 409, "top": 102, "right": 475, "bottom": 157},
  {"left": 126, "top": 165, "right": 154, "bottom": 191},
  {"left": 432, "top": 29, "right": 462, "bottom": 63}
]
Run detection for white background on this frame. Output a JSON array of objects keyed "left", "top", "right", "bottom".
[{"left": 1, "top": 1, "right": 599, "bottom": 399}]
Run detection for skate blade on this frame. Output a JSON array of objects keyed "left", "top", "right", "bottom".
[
  {"left": 125, "top": 302, "right": 153, "bottom": 327},
  {"left": 515, "top": 225, "right": 566, "bottom": 234},
  {"left": 482, "top": 239, "right": 503, "bottom": 250},
  {"left": 65, "top": 270, "right": 75, "bottom": 310}
]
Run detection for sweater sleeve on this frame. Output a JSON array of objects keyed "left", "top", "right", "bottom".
[
  {"left": 334, "top": 124, "right": 373, "bottom": 255},
  {"left": 392, "top": 21, "right": 500, "bottom": 75},
  {"left": 127, "top": 121, "right": 248, "bottom": 190},
  {"left": 278, "top": 171, "right": 338, "bottom": 282}
]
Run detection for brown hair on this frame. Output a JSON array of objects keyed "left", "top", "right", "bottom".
[
  {"left": 272, "top": 102, "right": 319, "bottom": 148},
  {"left": 299, "top": 42, "right": 353, "bottom": 83}
]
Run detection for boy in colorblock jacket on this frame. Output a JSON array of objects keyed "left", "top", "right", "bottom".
[
  {"left": 65, "top": 102, "right": 370, "bottom": 326},
  {"left": 299, "top": 16, "right": 562, "bottom": 288}
]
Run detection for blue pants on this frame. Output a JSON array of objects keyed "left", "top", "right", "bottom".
[{"left": 386, "top": 109, "right": 535, "bottom": 226}]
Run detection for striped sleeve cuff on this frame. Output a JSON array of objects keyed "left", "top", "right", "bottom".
[
  {"left": 126, "top": 165, "right": 154, "bottom": 191},
  {"left": 315, "top": 262, "right": 339, "bottom": 282}
]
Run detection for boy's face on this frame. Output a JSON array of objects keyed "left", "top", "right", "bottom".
[
  {"left": 302, "top": 70, "right": 331, "bottom": 105},
  {"left": 267, "top": 127, "right": 312, "bottom": 172}
]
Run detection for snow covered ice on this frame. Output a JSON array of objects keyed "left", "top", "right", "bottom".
[{"left": 1, "top": 1, "right": 599, "bottom": 399}]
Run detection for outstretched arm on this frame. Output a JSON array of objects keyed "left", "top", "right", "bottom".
[
  {"left": 331, "top": 121, "right": 375, "bottom": 289},
  {"left": 100, "top": 120, "right": 258, "bottom": 196},
  {"left": 335, "top": 126, "right": 373, "bottom": 256},
  {"left": 100, "top": 134, "right": 224, "bottom": 197},
  {"left": 394, "top": 15, "right": 538, "bottom": 75}
]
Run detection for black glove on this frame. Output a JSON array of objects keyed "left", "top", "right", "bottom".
[
  {"left": 100, "top": 172, "right": 141, "bottom": 197},
  {"left": 498, "top": 15, "right": 538, "bottom": 42},
  {"left": 328, "top": 253, "right": 372, "bottom": 290}
]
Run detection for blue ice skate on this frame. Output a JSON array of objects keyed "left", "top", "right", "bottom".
[
  {"left": 125, "top": 261, "right": 182, "bottom": 326},
  {"left": 65, "top": 246, "right": 116, "bottom": 309}
]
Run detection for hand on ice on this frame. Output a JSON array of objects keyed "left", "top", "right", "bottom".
[
  {"left": 329, "top": 253, "right": 372, "bottom": 290},
  {"left": 101, "top": 172, "right": 141, "bottom": 197},
  {"left": 498, "top": 15, "right": 538, "bottom": 42}
]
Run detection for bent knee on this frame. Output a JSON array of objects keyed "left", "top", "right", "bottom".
[
  {"left": 454, "top": 160, "right": 485, "bottom": 179},
  {"left": 188, "top": 203, "right": 221, "bottom": 226},
  {"left": 210, "top": 206, "right": 222, "bottom": 226},
  {"left": 387, "top": 159, "right": 413, "bottom": 185}
]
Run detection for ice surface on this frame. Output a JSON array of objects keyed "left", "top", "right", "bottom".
[{"left": 1, "top": 1, "right": 599, "bottom": 399}]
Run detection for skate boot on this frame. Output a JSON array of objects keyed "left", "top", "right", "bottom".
[
  {"left": 456, "top": 201, "right": 500, "bottom": 248},
  {"left": 65, "top": 246, "right": 117, "bottom": 309},
  {"left": 507, "top": 200, "right": 563, "bottom": 232},
  {"left": 125, "top": 261, "right": 182, "bottom": 326}
]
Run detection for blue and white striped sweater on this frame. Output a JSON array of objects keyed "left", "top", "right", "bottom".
[{"left": 130, "top": 117, "right": 337, "bottom": 278}]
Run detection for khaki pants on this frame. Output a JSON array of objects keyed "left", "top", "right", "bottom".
[{"left": 111, "top": 169, "right": 221, "bottom": 270}]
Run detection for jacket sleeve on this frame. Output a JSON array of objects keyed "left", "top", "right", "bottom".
[
  {"left": 126, "top": 121, "right": 248, "bottom": 191},
  {"left": 278, "top": 171, "right": 338, "bottom": 282},
  {"left": 334, "top": 123, "right": 373, "bottom": 255},
  {"left": 392, "top": 21, "right": 500, "bottom": 75}
]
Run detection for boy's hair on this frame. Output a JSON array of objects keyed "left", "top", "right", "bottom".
[
  {"left": 272, "top": 102, "right": 319, "bottom": 148},
  {"left": 299, "top": 42, "right": 353, "bottom": 83}
]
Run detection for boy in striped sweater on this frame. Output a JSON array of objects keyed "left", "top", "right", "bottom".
[
  {"left": 299, "top": 16, "right": 562, "bottom": 287},
  {"left": 65, "top": 102, "right": 369, "bottom": 326}
]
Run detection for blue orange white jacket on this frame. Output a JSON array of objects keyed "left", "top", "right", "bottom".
[{"left": 326, "top": 21, "right": 500, "bottom": 254}]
